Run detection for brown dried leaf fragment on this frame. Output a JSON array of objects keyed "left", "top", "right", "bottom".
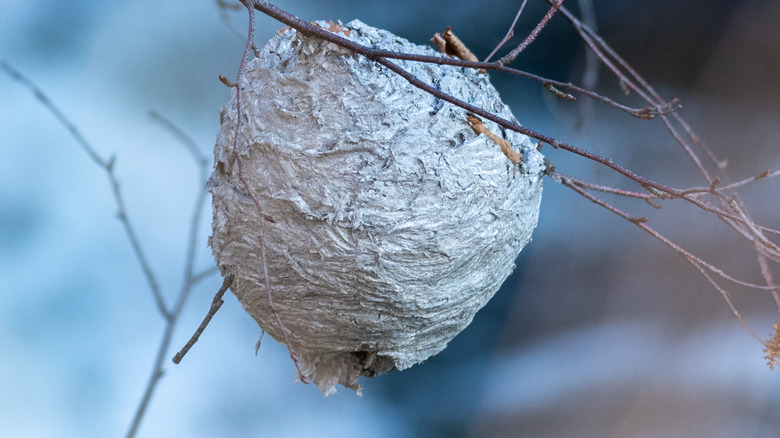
[
  {"left": 312, "top": 20, "right": 351, "bottom": 36},
  {"left": 466, "top": 115, "right": 523, "bottom": 165},
  {"left": 219, "top": 75, "right": 236, "bottom": 88},
  {"left": 327, "top": 21, "right": 351, "bottom": 36},
  {"left": 764, "top": 321, "right": 780, "bottom": 369},
  {"left": 433, "top": 26, "right": 485, "bottom": 73},
  {"left": 442, "top": 26, "right": 478, "bottom": 62},
  {"left": 432, "top": 33, "right": 448, "bottom": 54}
]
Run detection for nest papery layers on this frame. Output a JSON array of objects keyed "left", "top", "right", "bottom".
[{"left": 208, "top": 20, "right": 545, "bottom": 396}]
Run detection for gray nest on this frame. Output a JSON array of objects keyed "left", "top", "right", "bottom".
[{"left": 208, "top": 19, "right": 544, "bottom": 396}]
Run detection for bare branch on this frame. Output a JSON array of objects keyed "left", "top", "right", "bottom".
[
  {"left": 125, "top": 110, "right": 217, "bottom": 438},
  {"left": 484, "top": 0, "right": 528, "bottom": 63},
  {"left": 0, "top": 61, "right": 226, "bottom": 437},
  {"left": 0, "top": 60, "right": 169, "bottom": 319},
  {"left": 173, "top": 274, "right": 234, "bottom": 364},
  {"left": 575, "top": 0, "right": 599, "bottom": 129},
  {"left": 149, "top": 111, "right": 208, "bottom": 166},
  {"left": 497, "top": 0, "right": 562, "bottom": 66},
  {"left": 244, "top": 1, "right": 780, "bottom": 349},
  {"left": 554, "top": 169, "right": 780, "bottom": 294}
]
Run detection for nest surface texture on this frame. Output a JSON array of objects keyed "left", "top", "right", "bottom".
[{"left": 208, "top": 19, "right": 545, "bottom": 396}]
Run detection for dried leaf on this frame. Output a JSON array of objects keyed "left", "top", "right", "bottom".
[{"left": 467, "top": 115, "right": 523, "bottom": 164}]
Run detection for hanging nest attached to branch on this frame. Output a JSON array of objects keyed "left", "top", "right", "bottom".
[{"left": 208, "top": 20, "right": 545, "bottom": 396}]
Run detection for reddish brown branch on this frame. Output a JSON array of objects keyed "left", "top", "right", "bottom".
[
  {"left": 248, "top": 1, "right": 673, "bottom": 122},
  {"left": 551, "top": 2, "right": 718, "bottom": 182},
  {"left": 565, "top": 175, "right": 657, "bottom": 199},
  {"left": 247, "top": 0, "right": 779, "bottom": 360},
  {"left": 497, "top": 0, "right": 562, "bottom": 66},
  {"left": 554, "top": 170, "right": 779, "bottom": 293},
  {"left": 484, "top": 0, "right": 528, "bottom": 62}
]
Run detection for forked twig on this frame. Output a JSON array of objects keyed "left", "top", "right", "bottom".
[
  {"left": 1, "top": 61, "right": 219, "bottom": 438},
  {"left": 484, "top": 0, "right": 528, "bottom": 63},
  {"left": 128, "top": 111, "right": 217, "bottom": 438},
  {"left": 497, "top": 0, "right": 562, "bottom": 66},
  {"left": 0, "top": 61, "right": 169, "bottom": 319}
]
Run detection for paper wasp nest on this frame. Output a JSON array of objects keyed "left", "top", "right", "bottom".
[{"left": 208, "top": 20, "right": 545, "bottom": 396}]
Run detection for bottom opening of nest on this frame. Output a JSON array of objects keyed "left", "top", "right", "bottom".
[{"left": 351, "top": 350, "right": 397, "bottom": 378}]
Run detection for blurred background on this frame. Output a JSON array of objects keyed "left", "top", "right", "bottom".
[{"left": 1, "top": 0, "right": 779, "bottom": 437}]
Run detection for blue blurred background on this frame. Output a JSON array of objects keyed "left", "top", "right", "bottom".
[{"left": 2, "top": 1, "right": 779, "bottom": 437}]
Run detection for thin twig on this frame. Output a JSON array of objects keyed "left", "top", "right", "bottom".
[
  {"left": 246, "top": 3, "right": 672, "bottom": 122},
  {"left": 552, "top": 3, "right": 718, "bottom": 183},
  {"left": 173, "top": 274, "right": 234, "bottom": 364},
  {"left": 247, "top": 1, "right": 681, "bottom": 198},
  {"left": 484, "top": 0, "right": 528, "bottom": 62},
  {"left": 565, "top": 175, "right": 657, "bottom": 199},
  {"left": 497, "top": 0, "right": 562, "bottom": 66},
  {"left": 125, "top": 111, "right": 215, "bottom": 437},
  {"left": 247, "top": 1, "right": 779, "bottom": 295},
  {"left": 1, "top": 61, "right": 219, "bottom": 438},
  {"left": 678, "top": 170, "right": 780, "bottom": 195},
  {"left": 0, "top": 61, "right": 170, "bottom": 319},
  {"left": 149, "top": 111, "right": 209, "bottom": 166},
  {"left": 555, "top": 170, "right": 779, "bottom": 292},
  {"left": 691, "top": 261, "right": 763, "bottom": 343},
  {"left": 575, "top": 0, "right": 599, "bottom": 129},
  {"left": 757, "top": 254, "right": 780, "bottom": 314}
]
